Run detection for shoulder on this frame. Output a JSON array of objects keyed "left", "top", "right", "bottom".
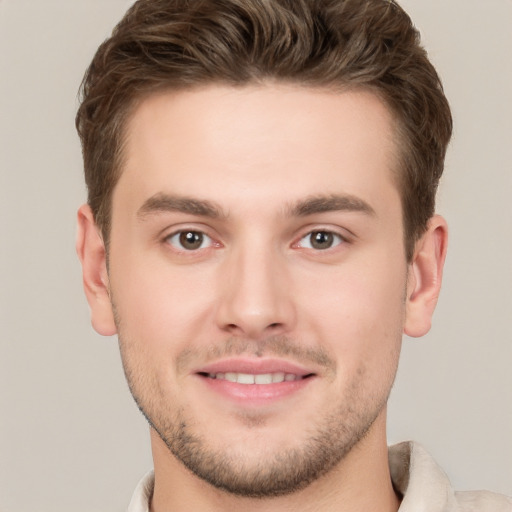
[{"left": 455, "top": 490, "right": 512, "bottom": 512}]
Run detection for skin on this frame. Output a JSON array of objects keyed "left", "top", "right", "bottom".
[{"left": 77, "top": 84, "right": 447, "bottom": 512}]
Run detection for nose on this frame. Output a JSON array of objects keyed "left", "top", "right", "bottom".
[{"left": 215, "top": 243, "right": 296, "bottom": 339}]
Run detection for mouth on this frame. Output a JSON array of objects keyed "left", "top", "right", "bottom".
[
  {"left": 193, "top": 359, "right": 317, "bottom": 404},
  {"left": 197, "top": 371, "right": 314, "bottom": 385}
]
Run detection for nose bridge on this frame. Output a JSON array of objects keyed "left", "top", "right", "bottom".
[{"left": 216, "top": 233, "right": 294, "bottom": 337}]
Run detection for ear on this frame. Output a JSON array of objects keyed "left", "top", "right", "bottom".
[
  {"left": 404, "top": 214, "right": 448, "bottom": 338},
  {"left": 76, "top": 204, "right": 117, "bottom": 336}
]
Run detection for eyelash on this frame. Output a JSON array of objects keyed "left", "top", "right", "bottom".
[
  {"left": 295, "top": 230, "right": 347, "bottom": 251},
  {"left": 163, "top": 228, "right": 350, "bottom": 253},
  {"left": 165, "top": 230, "right": 217, "bottom": 252}
]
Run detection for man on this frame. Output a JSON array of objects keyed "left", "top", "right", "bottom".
[{"left": 75, "top": 0, "right": 511, "bottom": 510}]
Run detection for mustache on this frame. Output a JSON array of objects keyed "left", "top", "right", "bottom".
[{"left": 176, "top": 335, "right": 337, "bottom": 376}]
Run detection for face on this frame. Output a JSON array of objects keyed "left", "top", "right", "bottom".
[{"left": 105, "top": 85, "right": 410, "bottom": 496}]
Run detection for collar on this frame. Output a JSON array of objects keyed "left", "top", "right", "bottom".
[{"left": 389, "top": 441, "right": 458, "bottom": 511}]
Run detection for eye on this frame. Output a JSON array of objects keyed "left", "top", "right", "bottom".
[
  {"left": 298, "top": 230, "right": 345, "bottom": 250},
  {"left": 166, "top": 230, "right": 213, "bottom": 251}
]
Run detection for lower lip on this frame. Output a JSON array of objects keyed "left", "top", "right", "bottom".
[{"left": 197, "top": 375, "right": 314, "bottom": 405}]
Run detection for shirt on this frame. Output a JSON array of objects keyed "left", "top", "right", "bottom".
[{"left": 127, "top": 441, "right": 512, "bottom": 511}]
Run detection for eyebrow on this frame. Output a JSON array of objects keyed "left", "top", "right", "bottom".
[
  {"left": 137, "top": 193, "right": 225, "bottom": 220},
  {"left": 137, "top": 192, "right": 375, "bottom": 221},
  {"left": 287, "top": 194, "right": 376, "bottom": 217}
]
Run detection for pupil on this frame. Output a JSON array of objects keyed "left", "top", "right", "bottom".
[
  {"left": 180, "top": 231, "right": 203, "bottom": 250},
  {"left": 311, "top": 231, "right": 333, "bottom": 250}
]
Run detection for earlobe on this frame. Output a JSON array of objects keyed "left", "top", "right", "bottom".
[
  {"left": 404, "top": 215, "right": 448, "bottom": 338},
  {"left": 76, "top": 204, "right": 117, "bottom": 336}
]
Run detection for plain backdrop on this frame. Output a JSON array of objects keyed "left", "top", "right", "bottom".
[{"left": 0, "top": 1, "right": 511, "bottom": 511}]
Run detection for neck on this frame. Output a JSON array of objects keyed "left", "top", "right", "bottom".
[{"left": 149, "top": 411, "right": 401, "bottom": 512}]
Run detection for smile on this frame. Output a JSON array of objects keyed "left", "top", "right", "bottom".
[
  {"left": 195, "top": 361, "right": 317, "bottom": 404},
  {"left": 202, "top": 372, "right": 308, "bottom": 384}
]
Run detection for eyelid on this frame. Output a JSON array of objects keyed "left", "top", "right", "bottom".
[
  {"left": 293, "top": 226, "right": 352, "bottom": 250},
  {"left": 161, "top": 225, "right": 222, "bottom": 252},
  {"left": 166, "top": 231, "right": 213, "bottom": 250}
]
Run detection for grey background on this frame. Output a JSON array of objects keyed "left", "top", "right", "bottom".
[{"left": 0, "top": 1, "right": 511, "bottom": 510}]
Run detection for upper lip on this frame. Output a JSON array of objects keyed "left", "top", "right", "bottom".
[{"left": 194, "top": 358, "right": 316, "bottom": 377}]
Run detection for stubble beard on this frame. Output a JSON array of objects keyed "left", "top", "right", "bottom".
[
  {"left": 117, "top": 333, "right": 398, "bottom": 499},
  {"left": 150, "top": 389, "right": 385, "bottom": 498}
]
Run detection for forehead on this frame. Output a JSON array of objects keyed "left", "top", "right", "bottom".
[{"left": 116, "top": 84, "right": 400, "bottom": 216}]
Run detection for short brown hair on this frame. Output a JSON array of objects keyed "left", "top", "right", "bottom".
[{"left": 76, "top": 0, "right": 452, "bottom": 260}]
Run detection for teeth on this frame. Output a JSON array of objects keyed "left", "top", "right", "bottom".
[
  {"left": 254, "top": 373, "right": 271, "bottom": 384},
  {"left": 209, "top": 372, "right": 301, "bottom": 384},
  {"left": 272, "top": 372, "right": 285, "bottom": 383},
  {"left": 237, "top": 373, "right": 255, "bottom": 384}
]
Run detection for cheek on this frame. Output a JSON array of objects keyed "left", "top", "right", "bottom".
[
  {"left": 298, "top": 255, "right": 406, "bottom": 365},
  {"left": 110, "top": 255, "right": 217, "bottom": 355}
]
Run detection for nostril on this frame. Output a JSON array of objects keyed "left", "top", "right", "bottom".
[{"left": 224, "top": 323, "right": 243, "bottom": 334}]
